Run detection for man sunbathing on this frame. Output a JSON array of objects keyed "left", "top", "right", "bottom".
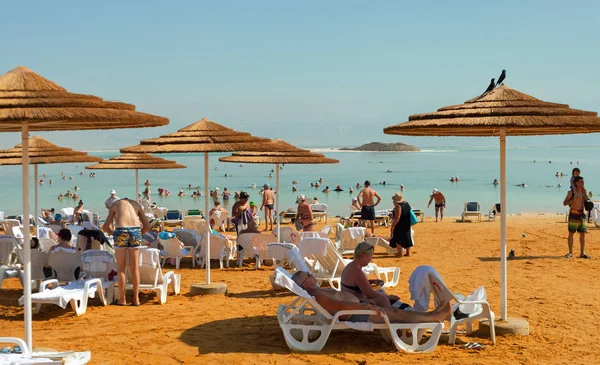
[{"left": 291, "top": 271, "right": 450, "bottom": 323}]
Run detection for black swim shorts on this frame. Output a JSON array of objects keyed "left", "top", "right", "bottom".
[{"left": 361, "top": 205, "right": 376, "bottom": 221}]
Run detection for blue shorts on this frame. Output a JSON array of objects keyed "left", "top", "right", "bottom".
[{"left": 113, "top": 227, "right": 142, "bottom": 248}]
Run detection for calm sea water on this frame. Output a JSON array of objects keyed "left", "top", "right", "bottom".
[{"left": 1, "top": 146, "right": 597, "bottom": 219}]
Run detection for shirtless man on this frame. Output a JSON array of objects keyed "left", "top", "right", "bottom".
[
  {"left": 102, "top": 198, "right": 150, "bottom": 306},
  {"left": 357, "top": 180, "right": 382, "bottom": 235},
  {"left": 291, "top": 271, "right": 450, "bottom": 324},
  {"left": 563, "top": 176, "right": 591, "bottom": 259},
  {"left": 427, "top": 189, "right": 446, "bottom": 222},
  {"left": 260, "top": 184, "right": 275, "bottom": 231}
]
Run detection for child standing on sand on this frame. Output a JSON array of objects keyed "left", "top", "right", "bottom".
[{"left": 570, "top": 168, "right": 581, "bottom": 190}]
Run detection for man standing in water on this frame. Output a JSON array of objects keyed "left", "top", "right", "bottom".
[
  {"left": 357, "top": 180, "right": 382, "bottom": 235},
  {"left": 563, "top": 176, "right": 591, "bottom": 259},
  {"left": 260, "top": 184, "right": 275, "bottom": 232},
  {"left": 427, "top": 189, "right": 446, "bottom": 222},
  {"left": 103, "top": 198, "right": 150, "bottom": 306}
]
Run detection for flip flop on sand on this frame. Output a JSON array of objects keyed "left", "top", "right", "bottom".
[
  {"left": 580, "top": 254, "right": 592, "bottom": 259},
  {"left": 565, "top": 253, "right": 573, "bottom": 258}
]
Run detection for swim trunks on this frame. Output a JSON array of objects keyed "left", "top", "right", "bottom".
[
  {"left": 435, "top": 201, "right": 445, "bottom": 208},
  {"left": 568, "top": 211, "right": 588, "bottom": 233},
  {"left": 361, "top": 205, "right": 376, "bottom": 221},
  {"left": 113, "top": 227, "right": 142, "bottom": 248},
  {"left": 347, "top": 314, "right": 370, "bottom": 322},
  {"left": 265, "top": 204, "right": 274, "bottom": 210}
]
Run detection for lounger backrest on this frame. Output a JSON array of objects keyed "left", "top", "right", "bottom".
[
  {"left": 199, "top": 234, "right": 228, "bottom": 260},
  {"left": 340, "top": 228, "right": 365, "bottom": 253},
  {"left": 18, "top": 248, "right": 47, "bottom": 281},
  {"left": 39, "top": 238, "right": 57, "bottom": 253},
  {"left": 45, "top": 224, "right": 62, "bottom": 234},
  {"left": 166, "top": 210, "right": 182, "bottom": 220},
  {"left": 250, "top": 234, "right": 277, "bottom": 258},
  {"left": 159, "top": 236, "right": 186, "bottom": 257},
  {"left": 47, "top": 249, "right": 82, "bottom": 282},
  {"left": 82, "top": 250, "right": 115, "bottom": 281},
  {"left": 128, "top": 248, "right": 162, "bottom": 286},
  {"left": 274, "top": 267, "right": 332, "bottom": 320},
  {"left": 267, "top": 243, "right": 309, "bottom": 272},
  {"left": 186, "top": 209, "right": 202, "bottom": 216},
  {"left": 465, "top": 202, "right": 480, "bottom": 212},
  {"left": 174, "top": 229, "right": 199, "bottom": 250},
  {"left": 299, "top": 238, "right": 345, "bottom": 277},
  {"left": 427, "top": 271, "right": 457, "bottom": 305},
  {"left": 0, "top": 235, "right": 16, "bottom": 265}
]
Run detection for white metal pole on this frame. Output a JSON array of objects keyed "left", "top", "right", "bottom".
[
  {"left": 34, "top": 164, "right": 39, "bottom": 237},
  {"left": 500, "top": 130, "right": 508, "bottom": 321},
  {"left": 276, "top": 163, "right": 280, "bottom": 243},
  {"left": 205, "top": 152, "right": 211, "bottom": 284},
  {"left": 22, "top": 124, "right": 32, "bottom": 351},
  {"left": 135, "top": 169, "right": 139, "bottom": 201}
]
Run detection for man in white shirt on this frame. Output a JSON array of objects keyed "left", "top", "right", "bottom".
[{"left": 105, "top": 190, "right": 120, "bottom": 210}]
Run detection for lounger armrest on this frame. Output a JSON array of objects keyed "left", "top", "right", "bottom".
[
  {"left": 83, "top": 278, "right": 101, "bottom": 295},
  {"left": 39, "top": 279, "right": 59, "bottom": 291}
]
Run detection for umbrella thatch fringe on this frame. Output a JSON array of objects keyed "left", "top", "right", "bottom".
[
  {"left": 0, "top": 66, "right": 169, "bottom": 131},
  {"left": 384, "top": 85, "right": 600, "bottom": 136},
  {"left": 0, "top": 136, "right": 103, "bottom": 165},
  {"left": 86, "top": 153, "right": 186, "bottom": 170}
]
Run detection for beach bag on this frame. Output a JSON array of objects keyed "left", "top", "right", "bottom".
[
  {"left": 584, "top": 200, "right": 594, "bottom": 211},
  {"left": 409, "top": 210, "right": 419, "bottom": 226},
  {"left": 295, "top": 219, "right": 304, "bottom": 231}
]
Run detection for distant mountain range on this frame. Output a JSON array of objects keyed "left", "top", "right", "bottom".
[{"left": 340, "top": 142, "right": 420, "bottom": 152}]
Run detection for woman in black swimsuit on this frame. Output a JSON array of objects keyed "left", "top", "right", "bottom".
[{"left": 340, "top": 241, "right": 394, "bottom": 307}]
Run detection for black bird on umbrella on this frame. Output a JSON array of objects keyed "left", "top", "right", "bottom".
[
  {"left": 482, "top": 78, "right": 495, "bottom": 95},
  {"left": 496, "top": 69, "right": 506, "bottom": 86}
]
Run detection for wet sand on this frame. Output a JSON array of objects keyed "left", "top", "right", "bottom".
[{"left": 1, "top": 214, "right": 599, "bottom": 364}]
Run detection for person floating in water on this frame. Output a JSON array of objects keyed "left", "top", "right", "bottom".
[
  {"left": 493, "top": 179, "right": 499, "bottom": 186},
  {"left": 333, "top": 185, "right": 344, "bottom": 192}
]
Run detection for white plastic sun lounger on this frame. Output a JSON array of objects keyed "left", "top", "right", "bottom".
[
  {"left": 0, "top": 337, "right": 91, "bottom": 364},
  {"left": 274, "top": 268, "right": 442, "bottom": 353},
  {"left": 19, "top": 278, "right": 108, "bottom": 316}
]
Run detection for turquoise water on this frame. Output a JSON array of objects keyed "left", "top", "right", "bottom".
[{"left": 1, "top": 146, "right": 597, "bottom": 219}]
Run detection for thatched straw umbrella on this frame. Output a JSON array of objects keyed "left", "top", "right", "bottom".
[
  {"left": 0, "top": 65, "right": 169, "bottom": 350},
  {"left": 85, "top": 153, "right": 186, "bottom": 200},
  {"left": 0, "top": 136, "right": 103, "bottom": 231},
  {"left": 121, "top": 118, "right": 298, "bottom": 285},
  {"left": 219, "top": 139, "right": 339, "bottom": 241},
  {"left": 384, "top": 84, "right": 600, "bottom": 323}
]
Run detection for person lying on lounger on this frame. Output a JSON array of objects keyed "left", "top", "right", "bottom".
[{"left": 291, "top": 270, "right": 450, "bottom": 323}]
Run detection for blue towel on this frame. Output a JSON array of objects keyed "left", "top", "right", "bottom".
[{"left": 159, "top": 231, "right": 176, "bottom": 240}]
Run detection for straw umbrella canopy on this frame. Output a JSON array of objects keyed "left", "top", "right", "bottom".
[
  {"left": 219, "top": 139, "right": 339, "bottom": 240},
  {"left": 121, "top": 118, "right": 298, "bottom": 285},
  {"left": 0, "top": 136, "right": 103, "bottom": 231},
  {"left": 86, "top": 153, "right": 186, "bottom": 199},
  {"left": 0, "top": 65, "right": 169, "bottom": 350},
  {"left": 384, "top": 84, "right": 600, "bottom": 322}
]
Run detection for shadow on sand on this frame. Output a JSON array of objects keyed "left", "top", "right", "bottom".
[
  {"left": 477, "top": 255, "right": 565, "bottom": 262},
  {"left": 180, "top": 315, "right": 408, "bottom": 354}
]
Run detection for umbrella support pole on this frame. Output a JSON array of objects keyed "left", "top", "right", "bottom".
[
  {"left": 135, "top": 169, "right": 139, "bottom": 201},
  {"left": 500, "top": 130, "right": 507, "bottom": 321},
  {"left": 276, "top": 163, "right": 280, "bottom": 243},
  {"left": 205, "top": 152, "right": 210, "bottom": 285},
  {"left": 22, "top": 124, "right": 32, "bottom": 351},
  {"left": 34, "top": 164, "right": 39, "bottom": 237},
  {"left": 190, "top": 152, "right": 226, "bottom": 296}
]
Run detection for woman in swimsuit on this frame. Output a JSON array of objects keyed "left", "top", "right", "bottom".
[
  {"left": 340, "top": 241, "right": 394, "bottom": 307},
  {"left": 295, "top": 194, "right": 317, "bottom": 232}
]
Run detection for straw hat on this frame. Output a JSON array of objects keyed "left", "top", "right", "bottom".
[{"left": 391, "top": 192, "right": 404, "bottom": 202}]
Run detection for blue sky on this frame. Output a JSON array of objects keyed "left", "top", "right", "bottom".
[{"left": 1, "top": 0, "right": 599, "bottom": 150}]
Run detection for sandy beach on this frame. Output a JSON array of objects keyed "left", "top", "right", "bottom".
[{"left": 2, "top": 214, "right": 599, "bottom": 364}]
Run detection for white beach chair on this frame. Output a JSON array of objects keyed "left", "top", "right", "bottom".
[
  {"left": 462, "top": 202, "right": 482, "bottom": 222},
  {"left": 17, "top": 248, "right": 48, "bottom": 290},
  {"left": 365, "top": 236, "right": 397, "bottom": 255},
  {"left": 310, "top": 203, "right": 328, "bottom": 223},
  {"left": 428, "top": 269, "right": 496, "bottom": 345},
  {"left": 0, "top": 337, "right": 91, "bottom": 364},
  {"left": 198, "top": 233, "right": 231, "bottom": 269},
  {"left": 11, "top": 225, "right": 25, "bottom": 246},
  {"left": 210, "top": 210, "right": 229, "bottom": 232},
  {"left": 47, "top": 248, "right": 82, "bottom": 282},
  {"left": 159, "top": 234, "right": 194, "bottom": 269},
  {"left": 298, "top": 237, "right": 345, "bottom": 290},
  {"left": 274, "top": 267, "right": 442, "bottom": 353},
  {"left": 337, "top": 227, "right": 366, "bottom": 255},
  {"left": 20, "top": 277, "right": 107, "bottom": 316},
  {"left": 38, "top": 237, "right": 58, "bottom": 253},
  {"left": 272, "top": 227, "right": 300, "bottom": 244},
  {"left": 174, "top": 229, "right": 201, "bottom": 259},
  {"left": 0, "top": 236, "right": 21, "bottom": 289},
  {"left": 123, "top": 248, "right": 180, "bottom": 304},
  {"left": 236, "top": 233, "right": 277, "bottom": 269},
  {"left": 81, "top": 250, "right": 116, "bottom": 303}
]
